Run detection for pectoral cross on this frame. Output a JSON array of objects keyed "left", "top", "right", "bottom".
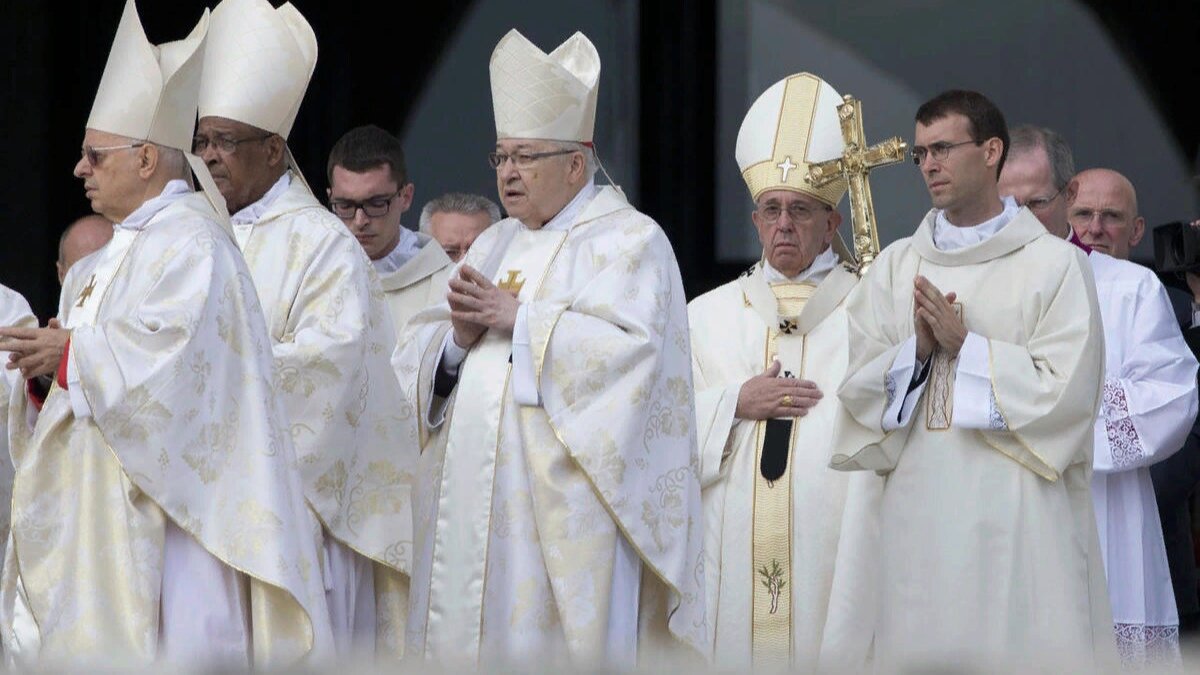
[
  {"left": 776, "top": 156, "right": 797, "bottom": 182},
  {"left": 498, "top": 270, "right": 525, "bottom": 296},
  {"left": 76, "top": 274, "right": 98, "bottom": 308},
  {"left": 806, "top": 96, "right": 907, "bottom": 272}
]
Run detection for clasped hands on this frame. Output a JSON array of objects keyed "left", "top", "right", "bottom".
[
  {"left": 448, "top": 265, "right": 520, "bottom": 349},
  {"left": 0, "top": 318, "right": 69, "bottom": 380},
  {"left": 913, "top": 275, "right": 965, "bottom": 363}
]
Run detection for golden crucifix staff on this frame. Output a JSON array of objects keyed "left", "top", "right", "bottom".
[{"left": 806, "top": 95, "right": 907, "bottom": 273}]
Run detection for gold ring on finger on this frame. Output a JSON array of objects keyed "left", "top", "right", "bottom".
[{"left": 782, "top": 394, "right": 793, "bottom": 407}]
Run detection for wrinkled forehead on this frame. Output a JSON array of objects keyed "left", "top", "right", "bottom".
[
  {"left": 495, "top": 137, "right": 562, "bottom": 152},
  {"left": 756, "top": 189, "right": 829, "bottom": 209},
  {"left": 197, "top": 115, "right": 268, "bottom": 138},
  {"left": 1073, "top": 175, "right": 1136, "bottom": 214},
  {"left": 82, "top": 127, "right": 136, "bottom": 147}
]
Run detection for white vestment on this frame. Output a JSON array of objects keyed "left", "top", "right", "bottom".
[
  {"left": 688, "top": 252, "right": 880, "bottom": 670},
  {"left": 831, "top": 205, "right": 1118, "bottom": 670},
  {"left": 375, "top": 230, "right": 453, "bottom": 342},
  {"left": 1086, "top": 251, "right": 1197, "bottom": 666},
  {"left": 0, "top": 285, "right": 36, "bottom": 557},
  {"left": 394, "top": 185, "right": 708, "bottom": 667},
  {"left": 231, "top": 172, "right": 417, "bottom": 657},
  {"left": 1, "top": 184, "right": 333, "bottom": 667}
]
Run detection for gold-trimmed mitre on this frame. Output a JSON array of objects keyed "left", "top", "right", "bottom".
[
  {"left": 736, "top": 73, "right": 847, "bottom": 206},
  {"left": 489, "top": 29, "right": 600, "bottom": 142},
  {"left": 198, "top": 0, "right": 317, "bottom": 139},
  {"left": 87, "top": 0, "right": 209, "bottom": 153}
]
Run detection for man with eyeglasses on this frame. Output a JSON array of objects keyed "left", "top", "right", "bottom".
[
  {"left": 1063, "top": 167, "right": 1197, "bottom": 666},
  {"left": 418, "top": 192, "right": 501, "bottom": 263},
  {"left": 393, "top": 29, "right": 705, "bottom": 666},
  {"left": 0, "top": 0, "right": 334, "bottom": 665},
  {"left": 831, "top": 90, "right": 1116, "bottom": 669},
  {"left": 688, "top": 73, "right": 878, "bottom": 670},
  {"left": 326, "top": 125, "right": 454, "bottom": 342},
  {"left": 196, "top": 0, "right": 414, "bottom": 658}
]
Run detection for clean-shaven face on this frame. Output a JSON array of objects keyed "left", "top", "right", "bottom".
[
  {"left": 998, "top": 148, "right": 1069, "bottom": 237},
  {"left": 751, "top": 189, "right": 840, "bottom": 278},
  {"left": 329, "top": 164, "right": 412, "bottom": 260}
]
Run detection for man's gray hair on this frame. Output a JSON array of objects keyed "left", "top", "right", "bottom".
[
  {"left": 555, "top": 141, "right": 599, "bottom": 180},
  {"left": 1009, "top": 125, "right": 1075, "bottom": 191},
  {"left": 419, "top": 192, "right": 503, "bottom": 233}
]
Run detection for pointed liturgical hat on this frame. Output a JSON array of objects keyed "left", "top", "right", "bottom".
[
  {"left": 198, "top": 0, "right": 317, "bottom": 185},
  {"left": 87, "top": 0, "right": 229, "bottom": 224},
  {"left": 736, "top": 73, "right": 848, "bottom": 207},
  {"left": 490, "top": 29, "right": 600, "bottom": 143}
]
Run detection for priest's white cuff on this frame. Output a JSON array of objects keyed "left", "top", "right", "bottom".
[
  {"left": 65, "top": 345, "right": 92, "bottom": 420},
  {"left": 951, "top": 332, "right": 1005, "bottom": 430},
  {"left": 427, "top": 332, "right": 466, "bottom": 428},
  {"left": 882, "top": 335, "right": 926, "bottom": 431},
  {"left": 510, "top": 303, "right": 540, "bottom": 406}
]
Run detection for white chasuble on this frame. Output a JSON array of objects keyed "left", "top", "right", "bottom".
[
  {"left": 395, "top": 186, "right": 707, "bottom": 666},
  {"left": 378, "top": 232, "right": 454, "bottom": 342},
  {"left": 1087, "top": 251, "right": 1196, "bottom": 667},
  {"left": 831, "top": 208, "right": 1118, "bottom": 670},
  {"left": 0, "top": 285, "right": 36, "bottom": 558},
  {"left": 689, "top": 261, "right": 880, "bottom": 671},
  {"left": 1, "top": 192, "right": 333, "bottom": 667},
  {"left": 233, "top": 175, "right": 417, "bottom": 656}
]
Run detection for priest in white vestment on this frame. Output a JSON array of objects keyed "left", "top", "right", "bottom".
[
  {"left": 830, "top": 90, "right": 1116, "bottom": 670},
  {"left": 0, "top": 285, "right": 36, "bottom": 556},
  {"left": 1002, "top": 133, "right": 1197, "bottom": 666},
  {"left": 688, "top": 73, "right": 879, "bottom": 671},
  {"left": 1069, "top": 167, "right": 1196, "bottom": 665},
  {"left": 326, "top": 125, "right": 454, "bottom": 340},
  {"left": 0, "top": 1, "right": 333, "bottom": 666},
  {"left": 393, "top": 30, "right": 707, "bottom": 667},
  {"left": 196, "top": 0, "right": 416, "bottom": 657}
]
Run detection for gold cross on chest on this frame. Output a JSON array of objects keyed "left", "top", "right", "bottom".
[
  {"left": 498, "top": 270, "right": 526, "bottom": 295},
  {"left": 75, "top": 273, "right": 98, "bottom": 308}
]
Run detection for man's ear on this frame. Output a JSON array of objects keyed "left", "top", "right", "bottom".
[
  {"left": 267, "top": 134, "right": 287, "bottom": 168},
  {"left": 138, "top": 144, "right": 159, "bottom": 179},
  {"left": 1064, "top": 178, "right": 1079, "bottom": 205},
  {"left": 1130, "top": 216, "right": 1146, "bottom": 247}
]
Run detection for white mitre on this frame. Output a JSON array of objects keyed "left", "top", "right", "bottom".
[
  {"left": 198, "top": 0, "right": 316, "bottom": 139},
  {"left": 736, "top": 72, "right": 847, "bottom": 207},
  {"left": 87, "top": 0, "right": 229, "bottom": 224},
  {"left": 490, "top": 29, "right": 600, "bottom": 142}
]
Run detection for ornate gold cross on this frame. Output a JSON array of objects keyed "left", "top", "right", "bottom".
[
  {"left": 498, "top": 270, "right": 525, "bottom": 296},
  {"left": 75, "top": 273, "right": 98, "bottom": 308},
  {"left": 806, "top": 95, "right": 907, "bottom": 272}
]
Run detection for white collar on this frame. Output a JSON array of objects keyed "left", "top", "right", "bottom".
[
  {"left": 118, "top": 180, "right": 191, "bottom": 231},
  {"left": 231, "top": 172, "right": 292, "bottom": 226},
  {"left": 372, "top": 226, "right": 422, "bottom": 275},
  {"left": 527, "top": 178, "right": 599, "bottom": 232},
  {"left": 763, "top": 246, "right": 837, "bottom": 285},
  {"left": 932, "top": 196, "right": 1019, "bottom": 251}
]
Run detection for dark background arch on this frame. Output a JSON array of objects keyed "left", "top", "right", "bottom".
[{"left": 1, "top": 0, "right": 1195, "bottom": 318}]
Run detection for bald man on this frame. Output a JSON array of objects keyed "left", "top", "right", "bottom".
[
  {"left": 1066, "top": 167, "right": 1198, "bottom": 666},
  {"left": 57, "top": 214, "right": 113, "bottom": 284}
]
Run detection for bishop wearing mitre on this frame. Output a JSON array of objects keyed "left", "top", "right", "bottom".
[
  {"left": 195, "top": 0, "right": 414, "bottom": 656},
  {"left": 688, "top": 73, "right": 880, "bottom": 671},
  {"left": 0, "top": 0, "right": 332, "bottom": 667},
  {"left": 393, "top": 29, "right": 707, "bottom": 667}
]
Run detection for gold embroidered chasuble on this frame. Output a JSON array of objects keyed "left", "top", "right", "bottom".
[
  {"left": 831, "top": 208, "right": 1117, "bottom": 668},
  {"left": 394, "top": 186, "right": 707, "bottom": 664},
  {"left": 1, "top": 193, "right": 332, "bottom": 666},
  {"left": 688, "top": 261, "right": 880, "bottom": 670},
  {"left": 0, "top": 286, "right": 36, "bottom": 556},
  {"left": 234, "top": 177, "right": 417, "bottom": 655}
]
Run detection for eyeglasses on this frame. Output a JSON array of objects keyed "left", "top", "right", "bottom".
[
  {"left": 487, "top": 149, "right": 576, "bottom": 170},
  {"left": 81, "top": 142, "right": 145, "bottom": 166},
  {"left": 756, "top": 202, "right": 830, "bottom": 224},
  {"left": 329, "top": 190, "right": 401, "bottom": 220},
  {"left": 191, "top": 133, "right": 273, "bottom": 155},
  {"left": 1068, "top": 207, "right": 1126, "bottom": 230},
  {"left": 1022, "top": 185, "right": 1066, "bottom": 212},
  {"left": 910, "top": 139, "right": 980, "bottom": 166}
]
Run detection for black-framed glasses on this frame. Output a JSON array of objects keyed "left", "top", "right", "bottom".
[
  {"left": 756, "top": 201, "right": 831, "bottom": 224},
  {"left": 329, "top": 190, "right": 401, "bottom": 220},
  {"left": 81, "top": 142, "right": 145, "bottom": 166},
  {"left": 1022, "top": 184, "right": 1067, "bottom": 212},
  {"left": 910, "top": 139, "right": 980, "bottom": 165},
  {"left": 487, "top": 149, "right": 576, "bottom": 170},
  {"left": 191, "top": 133, "right": 273, "bottom": 155}
]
